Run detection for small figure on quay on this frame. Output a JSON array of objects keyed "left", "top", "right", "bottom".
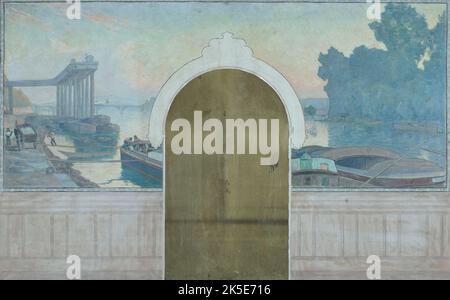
[
  {"left": 19, "top": 129, "right": 24, "bottom": 147},
  {"left": 14, "top": 127, "right": 21, "bottom": 151},
  {"left": 5, "top": 128, "right": 12, "bottom": 146},
  {"left": 47, "top": 131, "right": 57, "bottom": 146},
  {"left": 124, "top": 137, "right": 133, "bottom": 150}
]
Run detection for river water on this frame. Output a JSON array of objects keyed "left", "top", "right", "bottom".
[
  {"left": 56, "top": 109, "right": 446, "bottom": 189},
  {"left": 304, "top": 120, "right": 446, "bottom": 168},
  {"left": 56, "top": 109, "right": 160, "bottom": 188}
]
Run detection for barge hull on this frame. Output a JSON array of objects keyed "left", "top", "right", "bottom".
[{"left": 120, "top": 148, "right": 162, "bottom": 182}]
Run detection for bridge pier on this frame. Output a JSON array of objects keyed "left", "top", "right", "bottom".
[
  {"left": 67, "top": 80, "right": 73, "bottom": 118},
  {"left": 81, "top": 77, "right": 87, "bottom": 118},
  {"left": 62, "top": 83, "right": 68, "bottom": 117},
  {"left": 90, "top": 73, "right": 95, "bottom": 117},
  {"left": 63, "top": 82, "right": 68, "bottom": 117},
  {"left": 70, "top": 79, "right": 75, "bottom": 117},
  {"left": 56, "top": 85, "right": 61, "bottom": 117},
  {"left": 8, "top": 86, "right": 14, "bottom": 114},
  {"left": 59, "top": 73, "right": 95, "bottom": 119},
  {"left": 74, "top": 78, "right": 79, "bottom": 118}
]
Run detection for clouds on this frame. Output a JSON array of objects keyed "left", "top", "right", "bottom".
[
  {"left": 5, "top": 6, "right": 54, "bottom": 32},
  {"left": 49, "top": 37, "right": 73, "bottom": 54},
  {"left": 116, "top": 41, "right": 157, "bottom": 90},
  {"left": 4, "top": 2, "right": 446, "bottom": 105}
]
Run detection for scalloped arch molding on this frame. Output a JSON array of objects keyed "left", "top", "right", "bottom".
[{"left": 148, "top": 32, "right": 306, "bottom": 149}]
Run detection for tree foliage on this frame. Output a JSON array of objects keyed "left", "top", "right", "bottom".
[
  {"left": 304, "top": 105, "right": 317, "bottom": 116},
  {"left": 318, "top": 4, "right": 446, "bottom": 122}
]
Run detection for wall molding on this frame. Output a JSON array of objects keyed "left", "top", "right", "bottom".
[{"left": 1, "top": 191, "right": 450, "bottom": 279}]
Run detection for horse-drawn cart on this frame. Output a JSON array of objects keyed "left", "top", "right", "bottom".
[{"left": 17, "top": 124, "right": 38, "bottom": 149}]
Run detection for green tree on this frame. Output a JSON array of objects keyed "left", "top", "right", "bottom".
[
  {"left": 304, "top": 105, "right": 317, "bottom": 117},
  {"left": 318, "top": 3, "right": 446, "bottom": 123}
]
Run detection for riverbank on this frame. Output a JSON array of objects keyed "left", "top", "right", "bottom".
[
  {"left": 41, "top": 142, "right": 99, "bottom": 188},
  {"left": 3, "top": 114, "right": 99, "bottom": 189},
  {"left": 4, "top": 147, "right": 78, "bottom": 189}
]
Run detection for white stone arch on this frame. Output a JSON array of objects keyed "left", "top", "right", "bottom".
[{"left": 148, "top": 32, "right": 305, "bottom": 149}]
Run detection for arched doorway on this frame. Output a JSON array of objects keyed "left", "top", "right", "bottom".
[
  {"left": 165, "top": 69, "right": 289, "bottom": 279},
  {"left": 148, "top": 33, "right": 306, "bottom": 279}
]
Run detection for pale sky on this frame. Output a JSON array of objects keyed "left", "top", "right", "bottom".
[{"left": 4, "top": 2, "right": 446, "bottom": 105}]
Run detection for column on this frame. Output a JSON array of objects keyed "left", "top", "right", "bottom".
[
  {"left": 79, "top": 78, "right": 84, "bottom": 118},
  {"left": 66, "top": 82, "right": 70, "bottom": 117},
  {"left": 74, "top": 79, "right": 78, "bottom": 119},
  {"left": 81, "top": 78, "right": 86, "bottom": 118},
  {"left": 8, "top": 86, "right": 14, "bottom": 114},
  {"left": 56, "top": 85, "right": 61, "bottom": 117},
  {"left": 90, "top": 73, "right": 95, "bottom": 117},
  {"left": 78, "top": 79, "right": 83, "bottom": 118},
  {"left": 78, "top": 79, "right": 83, "bottom": 119},
  {"left": 60, "top": 85, "right": 63, "bottom": 116},
  {"left": 69, "top": 82, "right": 73, "bottom": 117},
  {"left": 62, "top": 83, "right": 67, "bottom": 117},
  {"left": 84, "top": 77, "right": 89, "bottom": 118},
  {"left": 65, "top": 83, "right": 69, "bottom": 117},
  {"left": 72, "top": 79, "right": 78, "bottom": 119},
  {"left": 69, "top": 80, "right": 74, "bottom": 118},
  {"left": 78, "top": 79, "right": 82, "bottom": 119},
  {"left": 56, "top": 85, "right": 60, "bottom": 117},
  {"left": 60, "top": 84, "right": 64, "bottom": 117},
  {"left": 55, "top": 86, "right": 58, "bottom": 116}
]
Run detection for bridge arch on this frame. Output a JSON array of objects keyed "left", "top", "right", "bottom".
[{"left": 148, "top": 32, "right": 305, "bottom": 149}]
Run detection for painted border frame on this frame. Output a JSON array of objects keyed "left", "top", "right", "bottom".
[{"left": 0, "top": 0, "right": 448, "bottom": 192}]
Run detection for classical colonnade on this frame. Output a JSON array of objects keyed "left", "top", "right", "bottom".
[
  {"left": 6, "top": 55, "right": 98, "bottom": 119},
  {"left": 56, "top": 73, "right": 95, "bottom": 118}
]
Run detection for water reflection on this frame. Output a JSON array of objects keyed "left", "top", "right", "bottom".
[
  {"left": 56, "top": 109, "right": 446, "bottom": 188},
  {"left": 56, "top": 109, "right": 160, "bottom": 188}
]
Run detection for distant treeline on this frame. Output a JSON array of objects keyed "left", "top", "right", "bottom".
[
  {"left": 318, "top": 4, "right": 446, "bottom": 123},
  {"left": 3, "top": 75, "right": 33, "bottom": 111}
]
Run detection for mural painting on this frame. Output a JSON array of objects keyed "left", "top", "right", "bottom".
[{"left": 2, "top": 2, "right": 447, "bottom": 190}]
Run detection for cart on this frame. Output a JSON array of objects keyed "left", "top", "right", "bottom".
[{"left": 17, "top": 124, "right": 37, "bottom": 149}]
